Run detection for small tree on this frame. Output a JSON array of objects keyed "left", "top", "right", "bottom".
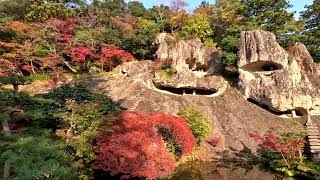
[
  {"left": 93, "top": 111, "right": 196, "bottom": 179},
  {"left": 249, "top": 130, "right": 305, "bottom": 169},
  {"left": 0, "top": 75, "right": 30, "bottom": 93}
]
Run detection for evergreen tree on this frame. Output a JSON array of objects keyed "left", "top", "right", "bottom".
[
  {"left": 301, "top": 0, "right": 320, "bottom": 62},
  {"left": 242, "top": 0, "right": 303, "bottom": 43}
]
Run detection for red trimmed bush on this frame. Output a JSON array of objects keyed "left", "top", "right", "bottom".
[
  {"left": 98, "top": 44, "right": 133, "bottom": 71},
  {"left": 92, "top": 111, "right": 196, "bottom": 179}
]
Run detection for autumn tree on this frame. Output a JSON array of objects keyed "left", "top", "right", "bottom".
[
  {"left": 170, "top": 11, "right": 189, "bottom": 33},
  {"left": 170, "top": 0, "right": 188, "bottom": 14},
  {"left": 181, "top": 13, "right": 213, "bottom": 41},
  {"left": 193, "top": 1, "right": 212, "bottom": 14},
  {"left": 301, "top": 0, "right": 320, "bottom": 62}
]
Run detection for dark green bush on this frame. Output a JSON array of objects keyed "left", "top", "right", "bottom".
[{"left": 0, "top": 130, "right": 77, "bottom": 179}]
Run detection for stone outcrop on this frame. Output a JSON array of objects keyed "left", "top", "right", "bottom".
[
  {"left": 238, "top": 29, "right": 320, "bottom": 116},
  {"left": 287, "top": 42, "right": 318, "bottom": 74},
  {"left": 154, "top": 33, "right": 222, "bottom": 76},
  {"left": 81, "top": 60, "right": 303, "bottom": 153},
  {"left": 153, "top": 33, "right": 223, "bottom": 93}
]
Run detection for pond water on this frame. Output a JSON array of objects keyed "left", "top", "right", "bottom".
[{"left": 168, "top": 162, "right": 288, "bottom": 180}]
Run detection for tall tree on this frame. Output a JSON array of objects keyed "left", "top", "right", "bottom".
[
  {"left": 100, "top": 0, "right": 127, "bottom": 16},
  {"left": 128, "top": 1, "right": 146, "bottom": 17},
  {"left": 170, "top": 0, "right": 188, "bottom": 14},
  {"left": 301, "top": 0, "right": 320, "bottom": 62},
  {"left": 242, "top": 0, "right": 303, "bottom": 41}
]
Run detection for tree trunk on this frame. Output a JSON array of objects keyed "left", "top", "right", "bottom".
[
  {"left": 2, "top": 119, "right": 11, "bottom": 137},
  {"left": 3, "top": 161, "right": 10, "bottom": 180},
  {"left": 13, "top": 84, "right": 19, "bottom": 93}
]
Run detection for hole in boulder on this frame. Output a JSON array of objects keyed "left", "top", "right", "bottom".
[
  {"left": 155, "top": 85, "right": 217, "bottom": 96},
  {"left": 247, "top": 98, "right": 293, "bottom": 116},
  {"left": 186, "top": 58, "right": 196, "bottom": 70},
  {"left": 193, "top": 62, "right": 208, "bottom": 72},
  {"left": 241, "top": 61, "right": 282, "bottom": 72}
]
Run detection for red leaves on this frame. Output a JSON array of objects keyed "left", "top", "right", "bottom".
[
  {"left": 71, "top": 46, "right": 94, "bottom": 62},
  {"left": 21, "top": 65, "right": 32, "bottom": 71},
  {"left": 93, "top": 111, "right": 196, "bottom": 179},
  {"left": 249, "top": 130, "right": 305, "bottom": 159},
  {"left": 207, "top": 135, "right": 224, "bottom": 148},
  {"left": 0, "top": 72, "right": 7, "bottom": 77},
  {"left": 49, "top": 18, "right": 77, "bottom": 44},
  {"left": 98, "top": 44, "right": 133, "bottom": 70},
  {"left": 70, "top": 44, "right": 132, "bottom": 71}
]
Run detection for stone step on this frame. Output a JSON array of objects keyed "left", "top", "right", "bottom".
[
  {"left": 311, "top": 150, "right": 320, "bottom": 153},
  {"left": 308, "top": 132, "right": 320, "bottom": 135},
  {"left": 308, "top": 139, "right": 320, "bottom": 142},
  {"left": 310, "top": 142, "right": 320, "bottom": 146},
  {"left": 307, "top": 130, "right": 319, "bottom": 133},
  {"left": 307, "top": 129, "right": 319, "bottom": 131},
  {"left": 307, "top": 126, "right": 319, "bottom": 129},
  {"left": 310, "top": 146, "right": 320, "bottom": 150},
  {"left": 308, "top": 135, "right": 320, "bottom": 139}
]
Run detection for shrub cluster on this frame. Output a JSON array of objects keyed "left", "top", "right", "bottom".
[
  {"left": 178, "top": 107, "right": 212, "bottom": 144},
  {"left": 92, "top": 111, "right": 196, "bottom": 179}
]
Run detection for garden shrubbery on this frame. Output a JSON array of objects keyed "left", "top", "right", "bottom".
[
  {"left": 92, "top": 111, "right": 196, "bottom": 179},
  {"left": 178, "top": 107, "right": 212, "bottom": 144}
]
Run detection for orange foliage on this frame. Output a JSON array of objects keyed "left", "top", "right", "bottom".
[
  {"left": 0, "top": 41, "right": 19, "bottom": 48},
  {"left": 3, "top": 53, "right": 20, "bottom": 59},
  {"left": 7, "top": 21, "right": 38, "bottom": 38}
]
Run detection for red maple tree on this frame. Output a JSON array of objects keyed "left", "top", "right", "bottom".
[
  {"left": 92, "top": 111, "right": 196, "bottom": 179},
  {"left": 249, "top": 130, "right": 305, "bottom": 168},
  {"left": 98, "top": 44, "right": 133, "bottom": 71}
]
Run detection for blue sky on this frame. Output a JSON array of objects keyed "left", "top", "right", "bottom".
[{"left": 126, "top": 0, "right": 314, "bottom": 19}]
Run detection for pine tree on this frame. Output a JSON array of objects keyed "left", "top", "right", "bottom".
[{"left": 301, "top": 0, "right": 320, "bottom": 62}]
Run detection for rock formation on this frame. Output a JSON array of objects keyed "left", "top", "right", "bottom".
[
  {"left": 81, "top": 60, "right": 303, "bottom": 153},
  {"left": 238, "top": 29, "right": 320, "bottom": 116},
  {"left": 153, "top": 33, "right": 224, "bottom": 95},
  {"left": 154, "top": 33, "right": 222, "bottom": 75}
]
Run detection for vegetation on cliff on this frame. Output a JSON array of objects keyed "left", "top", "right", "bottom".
[{"left": 0, "top": 0, "right": 320, "bottom": 179}]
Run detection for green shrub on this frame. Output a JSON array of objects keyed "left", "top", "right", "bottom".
[
  {"left": 72, "top": 30, "right": 94, "bottom": 46},
  {"left": 56, "top": 100, "right": 114, "bottom": 163},
  {"left": 26, "top": 1, "right": 77, "bottom": 22},
  {"left": 32, "top": 42, "right": 55, "bottom": 57},
  {"left": 160, "top": 64, "right": 176, "bottom": 79},
  {"left": 0, "top": 75, "right": 30, "bottom": 93},
  {"left": 0, "top": 130, "right": 77, "bottom": 179},
  {"left": 178, "top": 107, "right": 212, "bottom": 144},
  {"left": 0, "top": 28, "right": 18, "bottom": 42},
  {"left": 43, "top": 83, "right": 94, "bottom": 104},
  {"left": 29, "top": 73, "right": 50, "bottom": 82}
]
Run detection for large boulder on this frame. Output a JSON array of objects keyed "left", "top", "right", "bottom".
[
  {"left": 238, "top": 29, "right": 320, "bottom": 116},
  {"left": 154, "top": 33, "right": 222, "bottom": 75},
  {"left": 153, "top": 33, "right": 224, "bottom": 94}
]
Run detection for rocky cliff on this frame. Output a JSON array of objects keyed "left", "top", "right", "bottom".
[
  {"left": 238, "top": 29, "right": 320, "bottom": 116},
  {"left": 153, "top": 33, "right": 224, "bottom": 94},
  {"left": 81, "top": 60, "right": 302, "bottom": 154}
]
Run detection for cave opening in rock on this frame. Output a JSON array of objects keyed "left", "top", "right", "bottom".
[
  {"left": 247, "top": 98, "right": 294, "bottom": 116},
  {"left": 155, "top": 85, "right": 217, "bottom": 96},
  {"left": 241, "top": 61, "right": 283, "bottom": 72}
]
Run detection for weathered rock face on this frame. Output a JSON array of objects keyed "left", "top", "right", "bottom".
[
  {"left": 287, "top": 42, "right": 318, "bottom": 74},
  {"left": 154, "top": 33, "right": 222, "bottom": 75},
  {"left": 81, "top": 60, "right": 303, "bottom": 153},
  {"left": 153, "top": 33, "right": 223, "bottom": 94},
  {"left": 238, "top": 29, "right": 320, "bottom": 116}
]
